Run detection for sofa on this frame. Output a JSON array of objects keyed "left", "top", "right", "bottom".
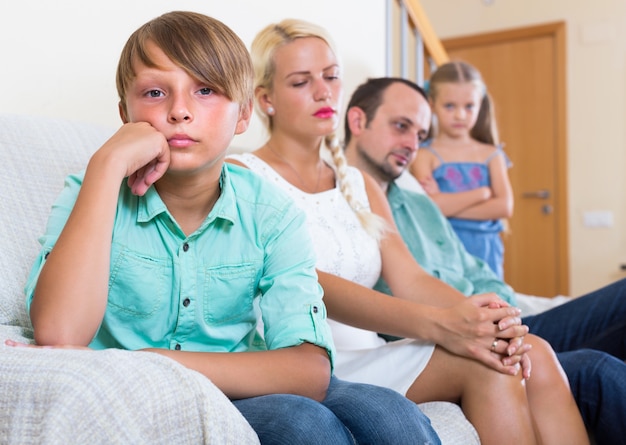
[{"left": 0, "top": 112, "right": 499, "bottom": 444}]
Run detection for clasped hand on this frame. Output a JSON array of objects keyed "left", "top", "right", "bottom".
[{"left": 438, "top": 293, "right": 531, "bottom": 379}]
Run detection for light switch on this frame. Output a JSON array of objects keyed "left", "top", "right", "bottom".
[{"left": 583, "top": 211, "right": 614, "bottom": 228}]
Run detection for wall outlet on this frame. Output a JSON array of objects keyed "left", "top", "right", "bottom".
[{"left": 583, "top": 211, "right": 614, "bottom": 228}]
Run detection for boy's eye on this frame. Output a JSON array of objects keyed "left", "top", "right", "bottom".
[
  {"left": 199, "top": 87, "right": 213, "bottom": 95},
  {"left": 148, "top": 90, "right": 163, "bottom": 98}
]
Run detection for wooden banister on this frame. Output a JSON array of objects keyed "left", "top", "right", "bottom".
[
  {"left": 402, "top": 0, "right": 449, "bottom": 66},
  {"left": 387, "top": 0, "right": 449, "bottom": 82}
]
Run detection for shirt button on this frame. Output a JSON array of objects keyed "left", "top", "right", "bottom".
[
  {"left": 183, "top": 243, "right": 189, "bottom": 252},
  {"left": 175, "top": 344, "right": 181, "bottom": 350},
  {"left": 312, "top": 306, "right": 318, "bottom": 313},
  {"left": 183, "top": 298, "right": 190, "bottom": 307}
]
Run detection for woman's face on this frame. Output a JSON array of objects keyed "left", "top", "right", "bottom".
[{"left": 266, "top": 37, "right": 343, "bottom": 139}]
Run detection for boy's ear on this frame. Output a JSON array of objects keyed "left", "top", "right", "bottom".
[
  {"left": 118, "top": 102, "right": 129, "bottom": 123},
  {"left": 235, "top": 100, "right": 253, "bottom": 135},
  {"left": 346, "top": 106, "right": 367, "bottom": 136}
]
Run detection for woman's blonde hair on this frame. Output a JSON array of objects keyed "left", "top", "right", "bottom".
[
  {"left": 116, "top": 11, "right": 253, "bottom": 118},
  {"left": 428, "top": 61, "right": 499, "bottom": 145},
  {"left": 251, "top": 18, "right": 387, "bottom": 241}
]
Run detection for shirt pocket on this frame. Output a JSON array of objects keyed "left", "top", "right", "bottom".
[
  {"left": 108, "top": 248, "right": 170, "bottom": 318},
  {"left": 203, "top": 262, "right": 258, "bottom": 325}
]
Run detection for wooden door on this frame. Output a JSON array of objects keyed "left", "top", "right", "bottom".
[{"left": 441, "top": 22, "right": 568, "bottom": 297}]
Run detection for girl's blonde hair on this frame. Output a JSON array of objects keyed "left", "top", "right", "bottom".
[
  {"left": 428, "top": 61, "right": 499, "bottom": 145},
  {"left": 251, "top": 18, "right": 387, "bottom": 241}
]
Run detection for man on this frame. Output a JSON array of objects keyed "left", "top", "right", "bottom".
[{"left": 343, "top": 76, "right": 626, "bottom": 445}]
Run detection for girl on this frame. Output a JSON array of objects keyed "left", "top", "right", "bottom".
[
  {"left": 17, "top": 11, "right": 440, "bottom": 445},
  {"left": 411, "top": 61, "right": 513, "bottom": 280},
  {"left": 229, "top": 18, "right": 588, "bottom": 445}
]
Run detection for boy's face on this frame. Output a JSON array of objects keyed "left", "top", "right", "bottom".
[
  {"left": 121, "top": 40, "right": 250, "bottom": 175},
  {"left": 352, "top": 82, "right": 430, "bottom": 181}
]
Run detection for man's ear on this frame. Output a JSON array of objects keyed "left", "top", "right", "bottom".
[
  {"left": 118, "top": 102, "right": 129, "bottom": 124},
  {"left": 346, "top": 106, "right": 367, "bottom": 136},
  {"left": 235, "top": 100, "right": 253, "bottom": 135}
]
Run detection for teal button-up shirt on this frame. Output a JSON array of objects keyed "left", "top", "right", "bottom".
[
  {"left": 26, "top": 163, "right": 335, "bottom": 365},
  {"left": 375, "top": 182, "right": 515, "bottom": 305}
]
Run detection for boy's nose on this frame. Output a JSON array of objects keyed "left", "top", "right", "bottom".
[
  {"left": 168, "top": 97, "right": 193, "bottom": 122},
  {"left": 169, "top": 111, "right": 191, "bottom": 122}
]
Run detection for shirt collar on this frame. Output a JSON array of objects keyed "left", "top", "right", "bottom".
[
  {"left": 386, "top": 181, "right": 405, "bottom": 211},
  {"left": 136, "top": 164, "right": 237, "bottom": 227}
]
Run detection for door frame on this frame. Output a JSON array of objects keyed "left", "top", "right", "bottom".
[{"left": 441, "top": 22, "right": 569, "bottom": 294}]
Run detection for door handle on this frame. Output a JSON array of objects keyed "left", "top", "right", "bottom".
[{"left": 522, "top": 189, "right": 550, "bottom": 199}]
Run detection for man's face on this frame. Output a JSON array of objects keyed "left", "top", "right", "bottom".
[{"left": 354, "top": 82, "right": 431, "bottom": 182}]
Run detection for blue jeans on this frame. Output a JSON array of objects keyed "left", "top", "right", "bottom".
[
  {"left": 557, "top": 350, "right": 626, "bottom": 445},
  {"left": 522, "top": 278, "right": 626, "bottom": 444},
  {"left": 233, "top": 376, "right": 441, "bottom": 445},
  {"left": 523, "top": 278, "right": 626, "bottom": 357}
]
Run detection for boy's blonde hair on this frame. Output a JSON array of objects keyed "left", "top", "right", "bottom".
[
  {"left": 251, "top": 19, "right": 387, "bottom": 241},
  {"left": 116, "top": 11, "right": 253, "bottom": 117}
]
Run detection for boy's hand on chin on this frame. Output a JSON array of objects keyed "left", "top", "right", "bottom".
[{"left": 97, "top": 122, "right": 171, "bottom": 196}]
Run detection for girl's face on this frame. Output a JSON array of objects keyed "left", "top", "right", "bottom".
[
  {"left": 263, "top": 37, "right": 343, "bottom": 139},
  {"left": 431, "top": 81, "right": 482, "bottom": 139},
  {"left": 123, "top": 40, "right": 250, "bottom": 175}
]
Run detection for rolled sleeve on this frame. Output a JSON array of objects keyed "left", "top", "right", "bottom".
[
  {"left": 257, "top": 201, "right": 336, "bottom": 369},
  {"left": 25, "top": 172, "right": 84, "bottom": 312}
]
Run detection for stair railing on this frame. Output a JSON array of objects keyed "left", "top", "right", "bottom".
[{"left": 385, "top": 0, "right": 449, "bottom": 85}]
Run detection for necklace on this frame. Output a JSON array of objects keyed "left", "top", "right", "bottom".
[{"left": 267, "top": 142, "right": 323, "bottom": 194}]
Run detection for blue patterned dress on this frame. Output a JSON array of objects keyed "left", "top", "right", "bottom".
[{"left": 422, "top": 142, "right": 511, "bottom": 280}]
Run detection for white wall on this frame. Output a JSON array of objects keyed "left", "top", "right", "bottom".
[
  {"left": 4, "top": 0, "right": 623, "bottom": 295},
  {"left": 0, "top": 0, "right": 386, "bottom": 150},
  {"left": 421, "top": 0, "right": 626, "bottom": 295}
]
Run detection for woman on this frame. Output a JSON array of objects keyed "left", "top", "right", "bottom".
[{"left": 228, "top": 18, "right": 588, "bottom": 445}]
